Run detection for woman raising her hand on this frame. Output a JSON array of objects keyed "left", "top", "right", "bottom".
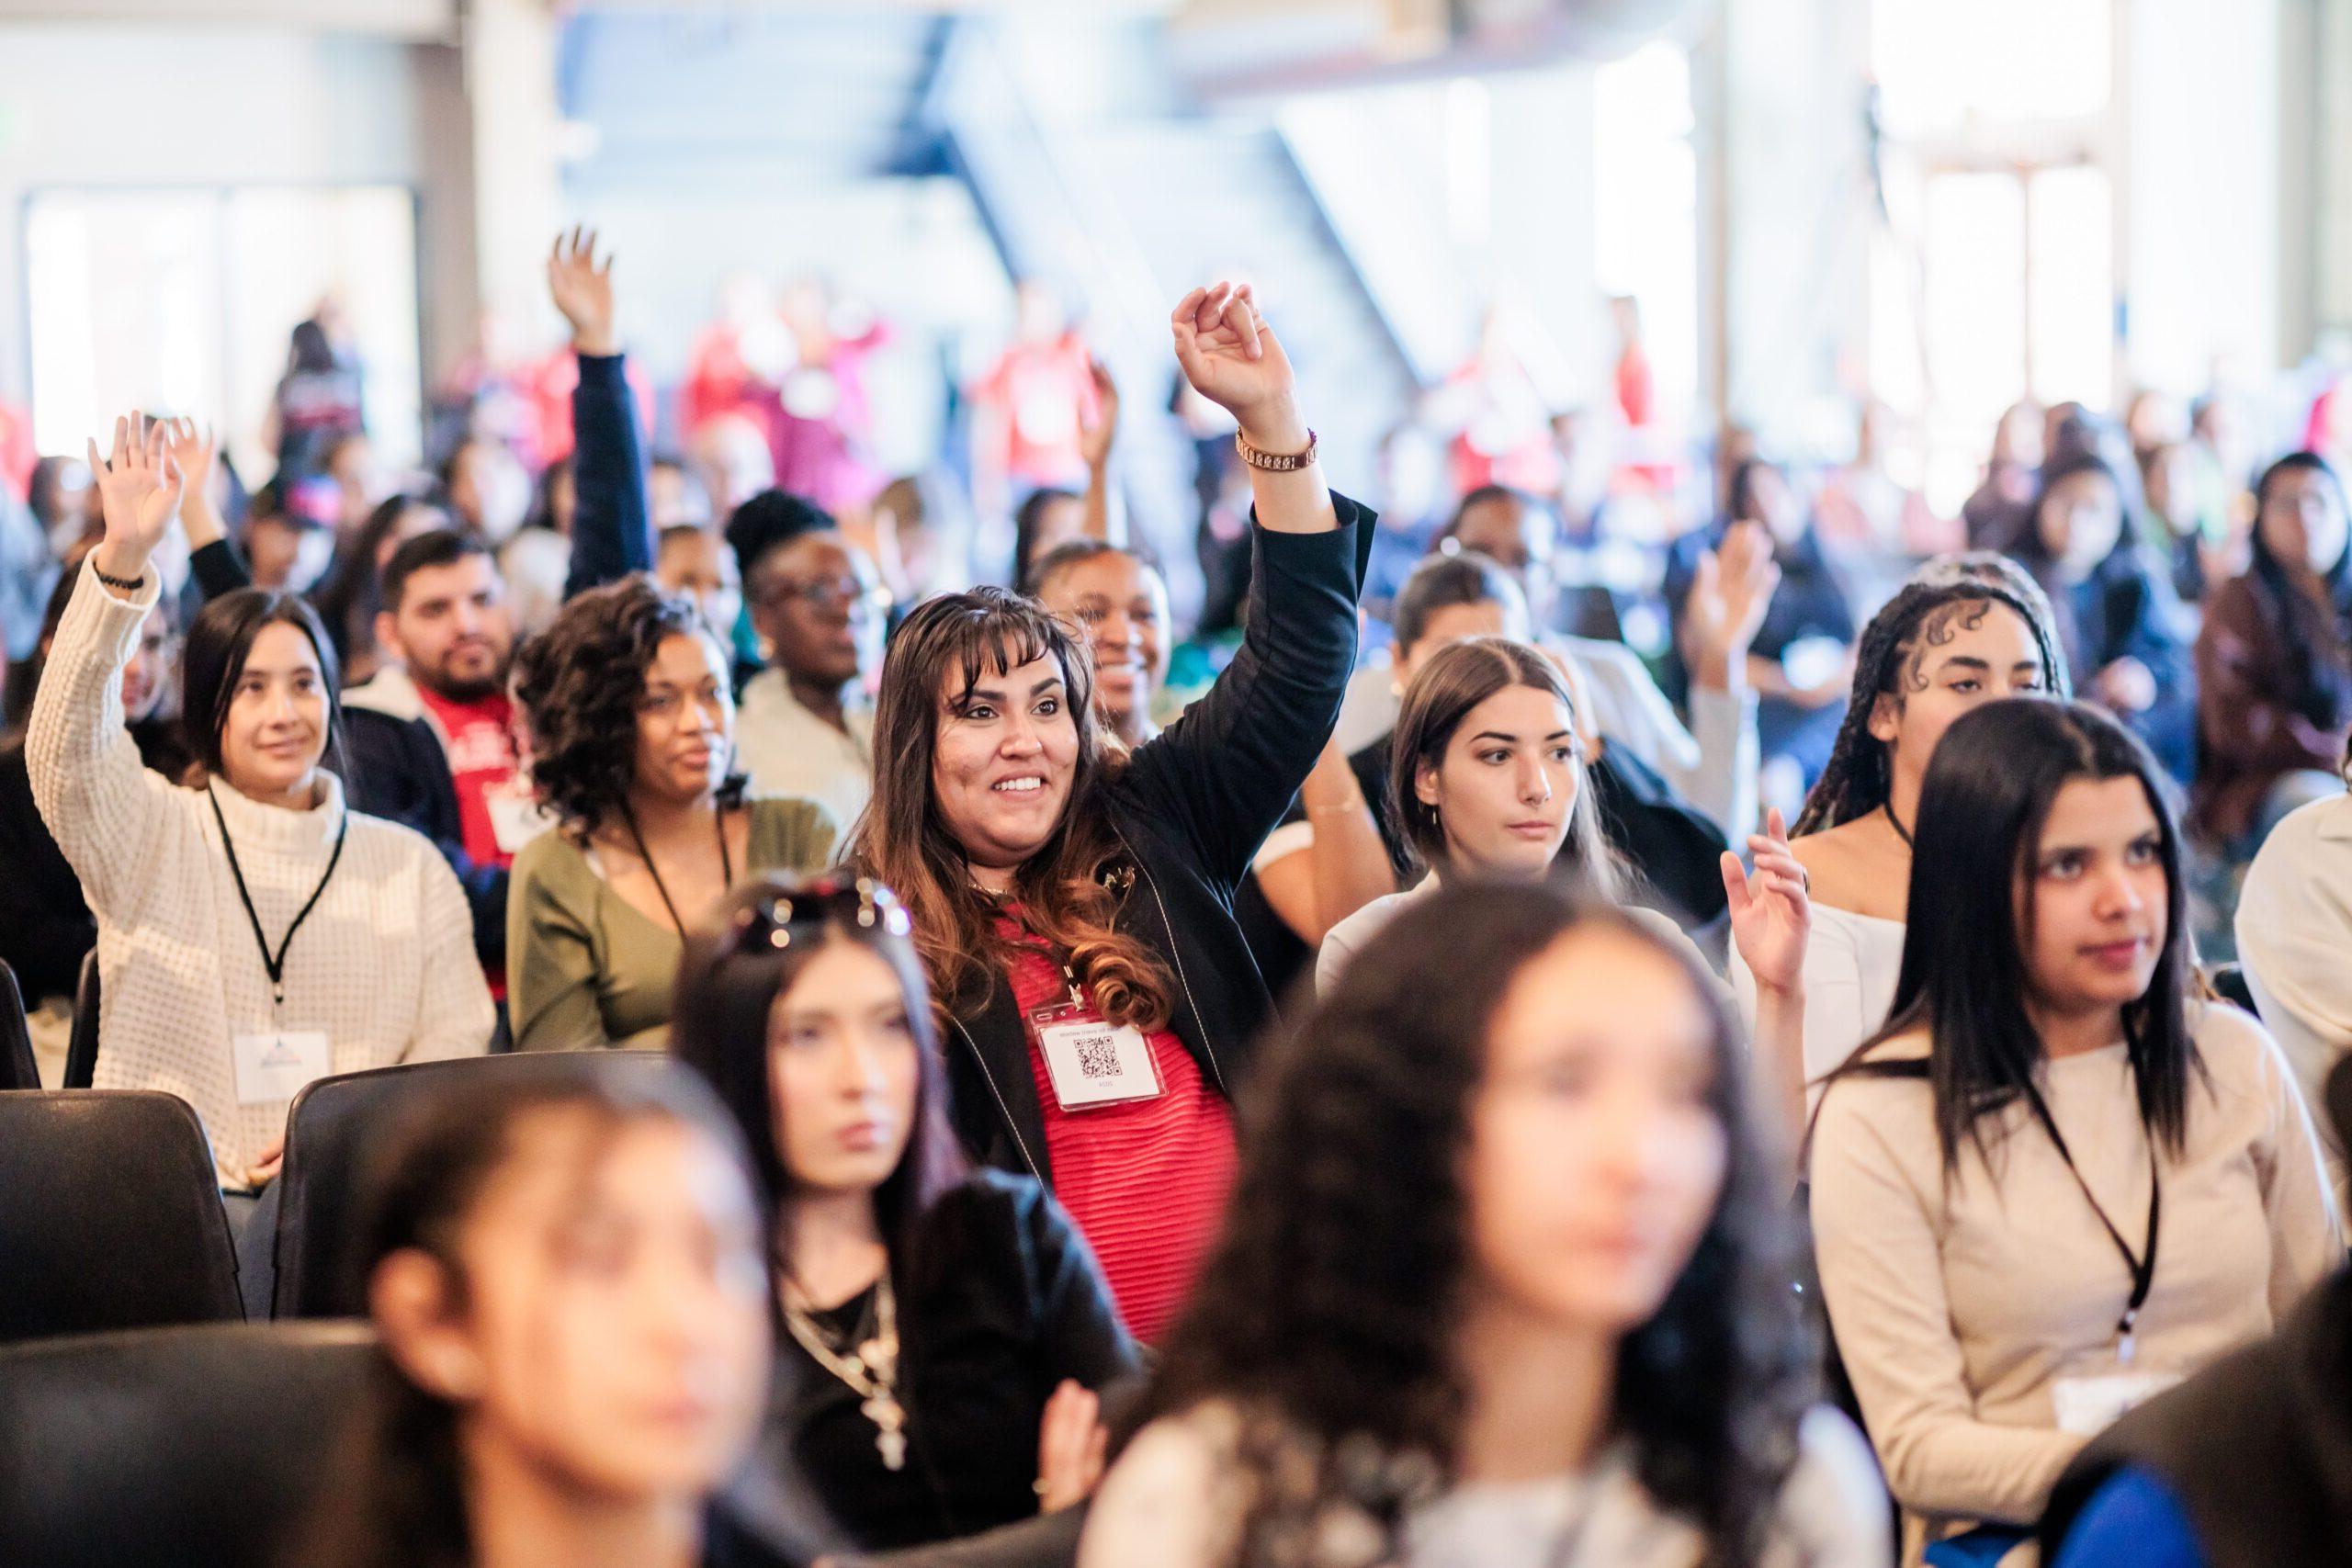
[{"left": 847, "top": 282, "right": 1370, "bottom": 1341}]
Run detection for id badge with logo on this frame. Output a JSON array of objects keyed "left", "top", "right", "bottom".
[
  {"left": 232, "top": 1029, "right": 332, "bottom": 1106},
  {"left": 1029, "top": 997, "right": 1163, "bottom": 1111},
  {"left": 2049, "top": 1348, "right": 2183, "bottom": 1436}
]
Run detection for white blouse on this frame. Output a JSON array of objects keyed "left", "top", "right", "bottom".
[{"left": 1731, "top": 901, "right": 1906, "bottom": 1100}]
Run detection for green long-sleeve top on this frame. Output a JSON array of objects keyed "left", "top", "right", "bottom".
[{"left": 506, "top": 795, "right": 837, "bottom": 1051}]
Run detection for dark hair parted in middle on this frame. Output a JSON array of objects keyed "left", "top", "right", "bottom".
[
  {"left": 2244, "top": 451, "right": 2352, "bottom": 731},
  {"left": 512, "top": 574, "right": 742, "bottom": 836},
  {"left": 669, "top": 874, "right": 969, "bottom": 1263},
  {"left": 1140, "top": 883, "right": 1813, "bottom": 1566},
  {"left": 844, "top": 586, "right": 1173, "bottom": 1031},
  {"left": 1825, "top": 698, "right": 2204, "bottom": 1170},
  {"left": 181, "top": 586, "right": 347, "bottom": 781},
  {"left": 1388, "top": 636, "right": 1617, "bottom": 897},
  {"left": 1793, "top": 568, "right": 2071, "bottom": 835},
  {"left": 300, "top": 1058, "right": 762, "bottom": 1568}
]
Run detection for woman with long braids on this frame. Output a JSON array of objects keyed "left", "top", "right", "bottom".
[
  {"left": 1808, "top": 699, "right": 2336, "bottom": 1565},
  {"left": 1080, "top": 883, "right": 1890, "bottom": 1568},
  {"left": 1731, "top": 557, "right": 2069, "bottom": 1089}
]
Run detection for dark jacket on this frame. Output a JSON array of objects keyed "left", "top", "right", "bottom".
[
  {"left": 2049, "top": 544, "right": 2198, "bottom": 783},
  {"left": 2039, "top": 1268, "right": 2352, "bottom": 1568},
  {"left": 196, "top": 353, "right": 656, "bottom": 970},
  {"left": 0, "top": 724, "right": 192, "bottom": 1003},
  {"left": 1346, "top": 728, "right": 1730, "bottom": 928},
  {"left": 941, "top": 502, "right": 1373, "bottom": 1184},
  {"left": 765, "top": 1170, "right": 1141, "bottom": 1552},
  {"left": 2192, "top": 566, "right": 2352, "bottom": 841}
]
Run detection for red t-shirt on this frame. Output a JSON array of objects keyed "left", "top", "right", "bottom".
[
  {"left": 994, "top": 914, "right": 1236, "bottom": 1343},
  {"left": 415, "top": 686, "right": 522, "bottom": 998}
]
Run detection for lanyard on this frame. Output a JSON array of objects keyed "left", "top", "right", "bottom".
[
  {"left": 2018, "top": 1076, "right": 2162, "bottom": 1360},
  {"left": 208, "top": 784, "right": 349, "bottom": 1011},
  {"left": 618, "top": 803, "right": 734, "bottom": 936}
]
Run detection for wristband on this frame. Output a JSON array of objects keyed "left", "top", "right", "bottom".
[
  {"left": 93, "top": 566, "right": 144, "bottom": 592},
  {"left": 1235, "top": 428, "right": 1317, "bottom": 472}
]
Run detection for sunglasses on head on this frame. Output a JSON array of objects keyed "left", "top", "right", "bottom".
[{"left": 724, "top": 876, "right": 911, "bottom": 952}]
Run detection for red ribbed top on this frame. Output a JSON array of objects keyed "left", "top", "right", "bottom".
[{"left": 995, "top": 914, "right": 1237, "bottom": 1343}]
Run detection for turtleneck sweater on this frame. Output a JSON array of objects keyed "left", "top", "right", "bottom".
[{"left": 28, "top": 559, "right": 492, "bottom": 1182}]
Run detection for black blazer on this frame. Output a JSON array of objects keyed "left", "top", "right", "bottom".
[
  {"left": 941, "top": 502, "right": 1374, "bottom": 1184},
  {"left": 766, "top": 1170, "right": 1142, "bottom": 1551}
]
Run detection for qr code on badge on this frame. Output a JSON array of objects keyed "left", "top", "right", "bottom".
[{"left": 1074, "top": 1032, "right": 1122, "bottom": 1080}]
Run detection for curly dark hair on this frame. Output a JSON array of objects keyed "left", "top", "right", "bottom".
[
  {"left": 1792, "top": 564, "right": 2072, "bottom": 836},
  {"left": 512, "top": 574, "right": 743, "bottom": 835},
  {"left": 1136, "top": 882, "right": 1816, "bottom": 1568}
]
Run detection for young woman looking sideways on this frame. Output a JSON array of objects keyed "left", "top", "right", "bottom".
[{"left": 1808, "top": 700, "right": 2338, "bottom": 1565}]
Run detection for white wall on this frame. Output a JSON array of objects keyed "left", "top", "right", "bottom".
[
  {"left": 2122, "top": 0, "right": 2282, "bottom": 392},
  {"left": 0, "top": 21, "right": 464, "bottom": 441}
]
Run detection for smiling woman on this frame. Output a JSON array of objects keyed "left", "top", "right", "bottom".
[
  {"left": 845, "top": 281, "right": 1369, "bottom": 1342},
  {"left": 27, "top": 411, "right": 492, "bottom": 1195}
]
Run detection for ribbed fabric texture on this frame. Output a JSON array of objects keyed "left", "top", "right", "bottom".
[
  {"left": 997, "top": 915, "right": 1236, "bottom": 1343},
  {"left": 28, "top": 560, "right": 494, "bottom": 1182}
]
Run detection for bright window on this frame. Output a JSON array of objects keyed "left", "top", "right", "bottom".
[{"left": 27, "top": 185, "right": 422, "bottom": 482}]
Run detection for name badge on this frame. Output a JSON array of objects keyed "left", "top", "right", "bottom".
[
  {"left": 232, "top": 1030, "right": 332, "bottom": 1107},
  {"left": 2050, "top": 1366, "right": 2183, "bottom": 1436},
  {"left": 1031, "top": 1002, "right": 1163, "bottom": 1111},
  {"left": 487, "top": 789, "right": 553, "bottom": 855}
]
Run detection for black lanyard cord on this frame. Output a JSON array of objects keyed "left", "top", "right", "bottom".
[
  {"left": 2018, "top": 1075, "right": 2163, "bottom": 1353},
  {"left": 208, "top": 784, "right": 350, "bottom": 1010},
  {"left": 618, "top": 802, "right": 735, "bottom": 937}
]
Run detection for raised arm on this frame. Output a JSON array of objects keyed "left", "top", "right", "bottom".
[
  {"left": 26, "top": 413, "right": 187, "bottom": 918},
  {"left": 548, "top": 228, "right": 653, "bottom": 598},
  {"left": 1127, "top": 286, "right": 1371, "bottom": 886},
  {"left": 1169, "top": 284, "right": 1337, "bottom": 537},
  {"left": 160, "top": 418, "right": 254, "bottom": 601},
  {"left": 1075, "top": 356, "right": 1125, "bottom": 547}
]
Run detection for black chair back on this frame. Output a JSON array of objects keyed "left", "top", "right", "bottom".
[
  {"left": 0, "top": 1089, "right": 241, "bottom": 1345},
  {"left": 62, "top": 948, "right": 99, "bottom": 1089},
  {"left": 273, "top": 1049, "right": 676, "bottom": 1317},
  {"left": 0, "top": 960, "right": 38, "bottom": 1090},
  {"left": 0, "top": 1320, "right": 376, "bottom": 1568}
]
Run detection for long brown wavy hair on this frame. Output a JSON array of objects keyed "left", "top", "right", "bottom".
[{"left": 845, "top": 588, "right": 1172, "bottom": 1031}]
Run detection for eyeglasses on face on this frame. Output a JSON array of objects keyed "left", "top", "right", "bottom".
[{"left": 758, "top": 576, "right": 890, "bottom": 616}]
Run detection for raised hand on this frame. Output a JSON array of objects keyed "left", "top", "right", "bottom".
[
  {"left": 158, "top": 417, "right": 226, "bottom": 550},
  {"left": 1170, "top": 282, "right": 1302, "bottom": 450},
  {"left": 1033, "top": 1379, "right": 1108, "bottom": 1513},
  {"left": 1682, "top": 519, "right": 1781, "bottom": 689},
  {"left": 1721, "top": 807, "right": 1811, "bottom": 996},
  {"left": 548, "top": 225, "right": 617, "bottom": 356},
  {"left": 1078, "top": 356, "right": 1120, "bottom": 471},
  {"left": 86, "top": 412, "right": 183, "bottom": 588}
]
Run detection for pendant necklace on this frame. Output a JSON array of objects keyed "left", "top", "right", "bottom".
[{"left": 782, "top": 1270, "right": 909, "bottom": 1472}]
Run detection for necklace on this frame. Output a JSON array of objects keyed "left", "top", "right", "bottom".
[
  {"left": 1883, "top": 801, "right": 1915, "bottom": 848},
  {"left": 781, "top": 1270, "right": 908, "bottom": 1472}
]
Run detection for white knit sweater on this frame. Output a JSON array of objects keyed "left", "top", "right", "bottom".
[{"left": 28, "top": 560, "right": 492, "bottom": 1182}]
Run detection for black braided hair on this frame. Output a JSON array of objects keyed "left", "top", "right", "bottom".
[{"left": 1792, "top": 567, "right": 2072, "bottom": 836}]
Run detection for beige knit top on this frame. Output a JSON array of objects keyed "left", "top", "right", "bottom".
[{"left": 28, "top": 560, "right": 493, "bottom": 1183}]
